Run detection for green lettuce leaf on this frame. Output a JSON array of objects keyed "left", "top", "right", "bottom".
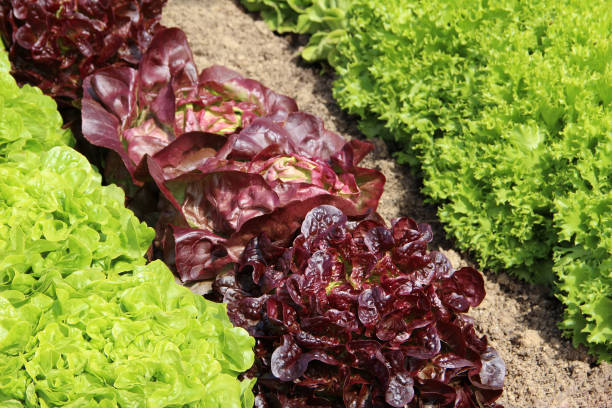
[{"left": 0, "top": 49, "right": 73, "bottom": 159}]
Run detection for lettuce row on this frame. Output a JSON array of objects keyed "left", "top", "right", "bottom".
[
  {"left": 0, "top": 48, "right": 255, "bottom": 406},
  {"left": 239, "top": 0, "right": 612, "bottom": 359},
  {"left": 80, "top": 27, "right": 385, "bottom": 283}
]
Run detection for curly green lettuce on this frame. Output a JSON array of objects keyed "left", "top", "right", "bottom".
[
  {"left": 0, "top": 47, "right": 73, "bottom": 159},
  {"left": 240, "top": 0, "right": 349, "bottom": 61},
  {"left": 0, "top": 47, "right": 256, "bottom": 406}
]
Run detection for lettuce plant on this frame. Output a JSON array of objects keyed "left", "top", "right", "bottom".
[
  {"left": 215, "top": 205, "right": 505, "bottom": 407},
  {"left": 0, "top": 46, "right": 73, "bottom": 158},
  {"left": 0, "top": 47, "right": 255, "bottom": 407},
  {"left": 240, "top": 0, "right": 350, "bottom": 61},
  {"left": 82, "top": 27, "right": 384, "bottom": 283},
  {"left": 0, "top": 0, "right": 167, "bottom": 105},
  {"left": 0, "top": 146, "right": 256, "bottom": 407}
]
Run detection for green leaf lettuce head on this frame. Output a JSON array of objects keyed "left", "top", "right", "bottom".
[
  {"left": 0, "top": 47, "right": 73, "bottom": 158},
  {"left": 0, "top": 47, "right": 256, "bottom": 406},
  {"left": 239, "top": 0, "right": 349, "bottom": 61},
  {"left": 328, "top": 0, "right": 612, "bottom": 358},
  {"left": 0, "top": 145, "right": 256, "bottom": 407}
]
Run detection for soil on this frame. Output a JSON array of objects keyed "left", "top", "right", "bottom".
[{"left": 163, "top": 1, "right": 612, "bottom": 406}]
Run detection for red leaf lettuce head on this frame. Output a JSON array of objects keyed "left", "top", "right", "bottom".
[
  {"left": 214, "top": 205, "right": 505, "bottom": 408},
  {"left": 82, "top": 27, "right": 308, "bottom": 182},
  {"left": 0, "top": 0, "right": 167, "bottom": 105},
  {"left": 81, "top": 27, "right": 385, "bottom": 282}
]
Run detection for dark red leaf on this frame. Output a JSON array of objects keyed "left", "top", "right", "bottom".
[
  {"left": 301, "top": 205, "right": 347, "bottom": 239},
  {"left": 469, "top": 347, "right": 506, "bottom": 390},
  {"left": 173, "top": 226, "right": 230, "bottom": 281},
  {"left": 271, "top": 335, "right": 338, "bottom": 381},
  {"left": 358, "top": 289, "right": 379, "bottom": 327},
  {"left": 452, "top": 267, "right": 486, "bottom": 307},
  {"left": 432, "top": 353, "right": 478, "bottom": 370},
  {"left": 417, "top": 379, "right": 456, "bottom": 405},
  {"left": 1, "top": 0, "right": 167, "bottom": 105}
]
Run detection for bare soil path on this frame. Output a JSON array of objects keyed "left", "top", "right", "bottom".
[{"left": 163, "top": 1, "right": 612, "bottom": 406}]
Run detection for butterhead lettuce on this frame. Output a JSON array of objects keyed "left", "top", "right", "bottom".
[{"left": 0, "top": 46, "right": 256, "bottom": 406}]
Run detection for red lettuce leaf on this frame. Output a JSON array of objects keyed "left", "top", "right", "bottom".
[
  {"left": 172, "top": 226, "right": 231, "bottom": 282},
  {"left": 216, "top": 205, "right": 505, "bottom": 407},
  {"left": 82, "top": 27, "right": 353, "bottom": 185},
  {"left": 0, "top": 0, "right": 166, "bottom": 105}
]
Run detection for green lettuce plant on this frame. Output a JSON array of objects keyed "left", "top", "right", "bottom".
[
  {"left": 0, "top": 47, "right": 256, "bottom": 406},
  {"left": 0, "top": 48, "right": 73, "bottom": 158},
  {"left": 240, "top": 0, "right": 349, "bottom": 61}
]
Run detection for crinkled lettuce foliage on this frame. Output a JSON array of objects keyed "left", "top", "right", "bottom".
[
  {"left": 241, "top": 0, "right": 612, "bottom": 360},
  {"left": 553, "top": 155, "right": 612, "bottom": 361},
  {"left": 0, "top": 0, "right": 167, "bottom": 105},
  {"left": 82, "top": 27, "right": 384, "bottom": 283},
  {"left": 327, "top": 0, "right": 573, "bottom": 279},
  {"left": 239, "top": 0, "right": 349, "bottom": 61},
  {"left": 214, "top": 205, "right": 505, "bottom": 407},
  {"left": 0, "top": 48, "right": 73, "bottom": 157},
  {"left": 0, "top": 47, "right": 255, "bottom": 406}
]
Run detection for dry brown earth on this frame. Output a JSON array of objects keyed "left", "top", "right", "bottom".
[{"left": 163, "top": 1, "right": 612, "bottom": 406}]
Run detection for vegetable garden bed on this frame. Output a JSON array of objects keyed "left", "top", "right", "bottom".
[
  {"left": 159, "top": 0, "right": 611, "bottom": 406},
  {"left": 0, "top": 0, "right": 610, "bottom": 406}
]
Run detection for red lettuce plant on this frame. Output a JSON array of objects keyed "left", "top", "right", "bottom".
[
  {"left": 81, "top": 27, "right": 385, "bottom": 283},
  {"left": 214, "top": 205, "right": 505, "bottom": 407},
  {"left": 81, "top": 27, "right": 345, "bottom": 183},
  {"left": 0, "top": 0, "right": 166, "bottom": 105}
]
